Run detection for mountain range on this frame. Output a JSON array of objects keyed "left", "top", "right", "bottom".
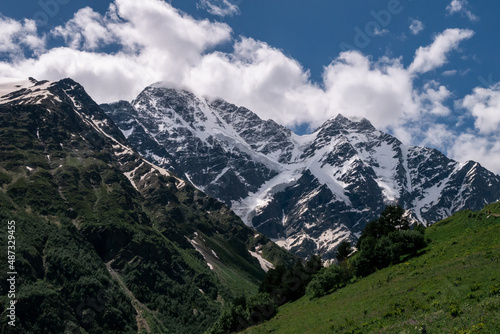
[
  {"left": 0, "top": 78, "right": 293, "bottom": 333},
  {"left": 2, "top": 76, "right": 500, "bottom": 333},
  {"left": 101, "top": 84, "right": 500, "bottom": 259}
]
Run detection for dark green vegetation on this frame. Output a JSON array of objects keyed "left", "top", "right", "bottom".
[
  {"left": 305, "top": 262, "right": 352, "bottom": 300},
  {"left": 206, "top": 293, "right": 277, "bottom": 334},
  {"left": 208, "top": 205, "right": 427, "bottom": 333},
  {"left": 259, "top": 255, "right": 323, "bottom": 305},
  {"left": 353, "top": 205, "right": 427, "bottom": 277},
  {"left": 207, "top": 255, "right": 323, "bottom": 334},
  {"left": 335, "top": 240, "right": 352, "bottom": 262},
  {"left": 245, "top": 203, "right": 500, "bottom": 333},
  {"left": 306, "top": 205, "right": 427, "bottom": 301},
  {"left": 0, "top": 79, "right": 294, "bottom": 333}
]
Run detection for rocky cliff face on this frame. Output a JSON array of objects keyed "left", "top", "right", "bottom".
[{"left": 103, "top": 84, "right": 500, "bottom": 259}]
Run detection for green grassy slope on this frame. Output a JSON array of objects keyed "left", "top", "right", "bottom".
[{"left": 245, "top": 203, "right": 500, "bottom": 334}]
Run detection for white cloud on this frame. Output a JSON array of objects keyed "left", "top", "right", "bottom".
[
  {"left": 448, "top": 133, "right": 500, "bottom": 174},
  {"left": 418, "top": 123, "right": 500, "bottom": 175},
  {"left": 0, "top": 17, "right": 45, "bottom": 58},
  {"left": 409, "top": 19, "right": 424, "bottom": 35},
  {"left": 447, "top": 0, "right": 464, "bottom": 13},
  {"left": 185, "top": 44, "right": 452, "bottom": 132},
  {"left": 110, "top": 0, "right": 231, "bottom": 52},
  {"left": 442, "top": 69, "right": 458, "bottom": 76},
  {"left": 1, "top": 1, "right": 494, "bottom": 173},
  {"left": 461, "top": 83, "right": 500, "bottom": 134},
  {"left": 446, "top": 0, "right": 479, "bottom": 21},
  {"left": 435, "top": 81, "right": 500, "bottom": 174},
  {"left": 420, "top": 123, "right": 456, "bottom": 149},
  {"left": 1, "top": 0, "right": 232, "bottom": 102},
  {"left": 409, "top": 29, "right": 474, "bottom": 74},
  {"left": 198, "top": 0, "right": 240, "bottom": 17},
  {"left": 419, "top": 81, "right": 451, "bottom": 116},
  {"left": 0, "top": 2, "right": 473, "bottom": 129},
  {"left": 184, "top": 37, "right": 322, "bottom": 126},
  {"left": 52, "top": 7, "right": 114, "bottom": 50},
  {"left": 373, "top": 28, "right": 389, "bottom": 36},
  {"left": 322, "top": 53, "right": 417, "bottom": 129}
]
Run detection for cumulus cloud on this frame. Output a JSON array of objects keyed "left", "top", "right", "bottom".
[
  {"left": 446, "top": 0, "right": 479, "bottom": 21},
  {"left": 1, "top": 0, "right": 497, "bottom": 174},
  {"left": 418, "top": 122, "right": 500, "bottom": 175},
  {"left": 5, "top": 0, "right": 426, "bottom": 130},
  {"left": 198, "top": 0, "right": 240, "bottom": 17},
  {"left": 409, "top": 28, "right": 474, "bottom": 74},
  {"left": 0, "top": 16, "right": 46, "bottom": 58},
  {"left": 419, "top": 81, "right": 452, "bottom": 116},
  {"left": 461, "top": 83, "right": 500, "bottom": 134},
  {"left": 0, "top": 2, "right": 473, "bottom": 130},
  {"left": 419, "top": 82, "right": 500, "bottom": 174},
  {"left": 1, "top": 0, "right": 232, "bottom": 102},
  {"left": 185, "top": 42, "right": 453, "bottom": 132},
  {"left": 322, "top": 53, "right": 416, "bottom": 127},
  {"left": 184, "top": 37, "right": 322, "bottom": 126},
  {"left": 409, "top": 19, "right": 424, "bottom": 35},
  {"left": 448, "top": 133, "right": 500, "bottom": 174},
  {"left": 52, "top": 7, "right": 115, "bottom": 50},
  {"left": 187, "top": 29, "right": 466, "bottom": 132}
]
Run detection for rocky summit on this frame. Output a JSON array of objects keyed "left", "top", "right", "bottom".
[{"left": 102, "top": 84, "right": 500, "bottom": 259}]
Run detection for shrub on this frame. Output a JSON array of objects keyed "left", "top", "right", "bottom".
[
  {"left": 0, "top": 171, "right": 12, "bottom": 186},
  {"left": 413, "top": 223, "right": 426, "bottom": 235},
  {"left": 260, "top": 255, "right": 323, "bottom": 305},
  {"left": 449, "top": 303, "right": 462, "bottom": 318},
  {"left": 206, "top": 293, "right": 276, "bottom": 334},
  {"left": 356, "top": 205, "right": 410, "bottom": 248},
  {"left": 353, "top": 208, "right": 427, "bottom": 277},
  {"left": 246, "top": 293, "right": 277, "bottom": 324},
  {"left": 306, "top": 264, "right": 351, "bottom": 299},
  {"left": 206, "top": 304, "right": 248, "bottom": 334},
  {"left": 336, "top": 240, "right": 352, "bottom": 262}
]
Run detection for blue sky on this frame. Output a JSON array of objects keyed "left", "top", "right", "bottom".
[{"left": 0, "top": 0, "right": 499, "bottom": 174}]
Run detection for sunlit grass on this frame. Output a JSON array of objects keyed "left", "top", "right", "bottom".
[{"left": 245, "top": 204, "right": 500, "bottom": 334}]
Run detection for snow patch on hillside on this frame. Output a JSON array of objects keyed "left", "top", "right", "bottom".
[{"left": 249, "top": 251, "right": 274, "bottom": 272}]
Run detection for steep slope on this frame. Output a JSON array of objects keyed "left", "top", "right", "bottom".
[
  {"left": 244, "top": 203, "right": 500, "bottom": 333},
  {"left": 0, "top": 78, "right": 294, "bottom": 333},
  {"left": 101, "top": 87, "right": 289, "bottom": 206},
  {"left": 103, "top": 85, "right": 500, "bottom": 259}
]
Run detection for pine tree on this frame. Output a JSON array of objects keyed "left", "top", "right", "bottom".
[{"left": 336, "top": 240, "right": 352, "bottom": 262}]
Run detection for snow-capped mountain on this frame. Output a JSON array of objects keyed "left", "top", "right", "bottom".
[{"left": 102, "top": 84, "right": 500, "bottom": 259}]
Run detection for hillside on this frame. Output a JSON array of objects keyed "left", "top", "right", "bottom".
[
  {"left": 245, "top": 203, "right": 500, "bottom": 333},
  {"left": 102, "top": 85, "right": 500, "bottom": 260},
  {"left": 0, "top": 78, "right": 294, "bottom": 333}
]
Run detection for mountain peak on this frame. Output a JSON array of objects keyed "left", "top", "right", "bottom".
[
  {"left": 0, "top": 78, "right": 58, "bottom": 106},
  {"left": 319, "top": 113, "right": 376, "bottom": 133},
  {"left": 0, "top": 77, "right": 42, "bottom": 99},
  {"left": 146, "top": 81, "right": 196, "bottom": 95}
]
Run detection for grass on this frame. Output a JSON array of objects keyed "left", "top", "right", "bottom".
[
  {"left": 244, "top": 204, "right": 500, "bottom": 334},
  {"left": 188, "top": 231, "right": 263, "bottom": 296}
]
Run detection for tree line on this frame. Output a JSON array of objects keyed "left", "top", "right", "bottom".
[{"left": 206, "top": 205, "right": 428, "bottom": 333}]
